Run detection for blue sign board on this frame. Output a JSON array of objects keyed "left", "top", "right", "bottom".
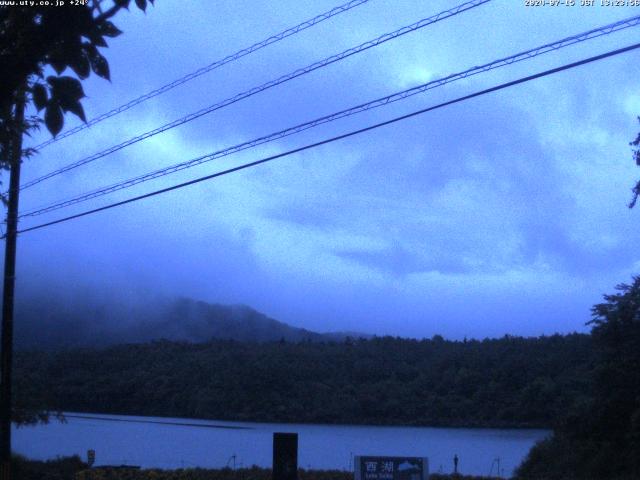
[{"left": 354, "top": 456, "right": 429, "bottom": 480}]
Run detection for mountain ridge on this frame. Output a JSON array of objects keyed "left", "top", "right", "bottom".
[{"left": 15, "top": 296, "right": 369, "bottom": 350}]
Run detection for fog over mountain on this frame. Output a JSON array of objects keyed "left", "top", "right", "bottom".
[{"left": 14, "top": 291, "right": 367, "bottom": 351}]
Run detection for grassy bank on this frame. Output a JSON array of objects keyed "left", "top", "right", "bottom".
[
  {"left": 13, "top": 456, "right": 502, "bottom": 480},
  {"left": 76, "top": 467, "right": 501, "bottom": 480}
]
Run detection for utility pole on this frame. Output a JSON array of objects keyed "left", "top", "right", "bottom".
[{"left": 1, "top": 89, "right": 26, "bottom": 480}]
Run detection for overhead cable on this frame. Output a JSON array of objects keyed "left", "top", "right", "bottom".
[
  {"left": 13, "top": 41, "right": 640, "bottom": 237},
  {"left": 20, "top": 0, "right": 490, "bottom": 190},
  {"left": 32, "top": 0, "right": 374, "bottom": 150},
  {"left": 19, "top": 14, "right": 640, "bottom": 219}
]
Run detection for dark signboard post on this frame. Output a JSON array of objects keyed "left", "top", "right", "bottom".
[
  {"left": 273, "top": 432, "right": 298, "bottom": 480},
  {"left": 354, "top": 456, "right": 429, "bottom": 480},
  {"left": 87, "top": 450, "right": 95, "bottom": 468}
]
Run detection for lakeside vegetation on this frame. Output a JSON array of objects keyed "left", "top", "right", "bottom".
[
  {"left": 75, "top": 466, "right": 499, "bottom": 480},
  {"left": 15, "top": 333, "right": 593, "bottom": 429},
  {"left": 10, "top": 456, "right": 500, "bottom": 480}
]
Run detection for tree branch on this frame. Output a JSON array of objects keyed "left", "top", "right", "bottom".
[{"left": 94, "top": 2, "right": 125, "bottom": 23}]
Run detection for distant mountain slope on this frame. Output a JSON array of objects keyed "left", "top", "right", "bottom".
[
  {"left": 15, "top": 296, "right": 367, "bottom": 350},
  {"left": 127, "top": 298, "right": 330, "bottom": 343}
]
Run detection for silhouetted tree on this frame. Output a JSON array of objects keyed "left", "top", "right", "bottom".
[
  {"left": 0, "top": 0, "right": 154, "bottom": 425},
  {"left": 517, "top": 276, "right": 640, "bottom": 479},
  {"left": 629, "top": 120, "right": 640, "bottom": 208},
  {"left": 588, "top": 277, "right": 640, "bottom": 476}
]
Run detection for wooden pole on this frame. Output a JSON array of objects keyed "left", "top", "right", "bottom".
[{"left": 1, "top": 90, "right": 25, "bottom": 480}]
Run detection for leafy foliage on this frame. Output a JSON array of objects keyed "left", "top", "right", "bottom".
[
  {"left": 15, "top": 334, "right": 593, "bottom": 429},
  {"left": 629, "top": 119, "right": 640, "bottom": 208},
  {"left": 516, "top": 277, "right": 640, "bottom": 479},
  {"left": 0, "top": 0, "right": 154, "bottom": 196}
]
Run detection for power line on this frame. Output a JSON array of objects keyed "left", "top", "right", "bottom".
[
  {"left": 32, "top": 0, "right": 373, "bottom": 151},
  {"left": 19, "top": 14, "right": 640, "bottom": 219},
  {"left": 13, "top": 42, "right": 640, "bottom": 237},
  {"left": 20, "top": 0, "right": 490, "bottom": 191}
]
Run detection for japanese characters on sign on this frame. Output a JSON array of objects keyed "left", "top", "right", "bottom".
[{"left": 355, "top": 456, "right": 429, "bottom": 480}]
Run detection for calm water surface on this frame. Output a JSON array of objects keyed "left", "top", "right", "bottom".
[{"left": 14, "top": 413, "right": 549, "bottom": 478}]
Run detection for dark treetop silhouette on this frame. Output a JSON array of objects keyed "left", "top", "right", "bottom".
[{"left": 1, "top": 2, "right": 154, "bottom": 478}]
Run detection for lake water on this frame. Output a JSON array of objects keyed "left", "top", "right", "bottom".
[{"left": 14, "top": 412, "right": 549, "bottom": 478}]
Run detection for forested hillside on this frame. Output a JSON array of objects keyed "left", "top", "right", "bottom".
[{"left": 16, "top": 334, "right": 593, "bottom": 428}]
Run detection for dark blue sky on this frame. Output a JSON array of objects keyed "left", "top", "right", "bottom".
[{"left": 8, "top": 0, "right": 640, "bottom": 339}]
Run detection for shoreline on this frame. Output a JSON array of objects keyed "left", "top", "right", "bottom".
[{"left": 59, "top": 410, "right": 554, "bottom": 432}]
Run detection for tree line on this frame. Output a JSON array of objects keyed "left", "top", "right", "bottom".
[{"left": 14, "top": 333, "right": 594, "bottom": 429}]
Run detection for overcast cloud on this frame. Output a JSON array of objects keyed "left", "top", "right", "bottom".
[{"left": 5, "top": 0, "right": 640, "bottom": 339}]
